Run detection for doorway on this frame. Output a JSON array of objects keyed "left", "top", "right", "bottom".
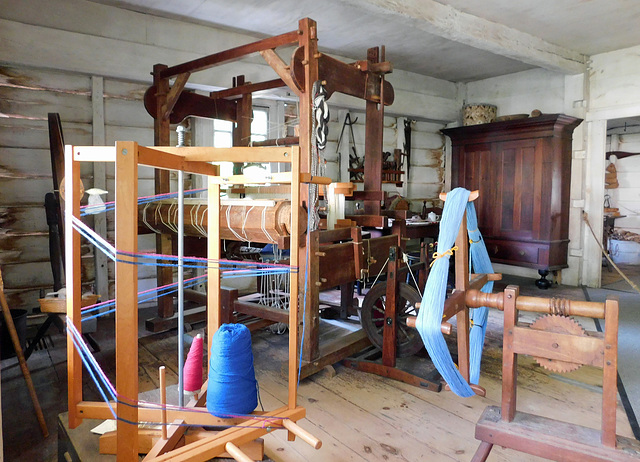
[{"left": 600, "top": 116, "right": 640, "bottom": 290}]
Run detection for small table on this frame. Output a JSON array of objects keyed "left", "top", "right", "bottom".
[{"left": 403, "top": 221, "right": 439, "bottom": 242}]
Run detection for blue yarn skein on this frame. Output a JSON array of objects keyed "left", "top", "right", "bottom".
[
  {"left": 416, "top": 187, "right": 474, "bottom": 398},
  {"left": 206, "top": 323, "right": 258, "bottom": 417},
  {"left": 466, "top": 202, "right": 495, "bottom": 385}
]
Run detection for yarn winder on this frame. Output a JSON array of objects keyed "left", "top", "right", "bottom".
[{"left": 467, "top": 286, "right": 640, "bottom": 462}]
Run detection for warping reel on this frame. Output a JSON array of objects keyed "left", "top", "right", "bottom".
[{"left": 139, "top": 199, "right": 307, "bottom": 245}]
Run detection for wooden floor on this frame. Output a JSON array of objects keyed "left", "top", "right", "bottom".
[{"left": 2, "top": 273, "right": 637, "bottom": 461}]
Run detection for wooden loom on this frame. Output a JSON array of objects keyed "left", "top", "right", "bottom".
[
  {"left": 143, "top": 17, "right": 435, "bottom": 379},
  {"left": 466, "top": 286, "right": 640, "bottom": 462},
  {"left": 65, "top": 142, "right": 322, "bottom": 461}
]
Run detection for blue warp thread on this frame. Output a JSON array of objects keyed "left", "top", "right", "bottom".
[{"left": 206, "top": 323, "right": 258, "bottom": 417}]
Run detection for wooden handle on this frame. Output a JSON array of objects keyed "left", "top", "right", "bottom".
[
  {"left": 282, "top": 419, "right": 322, "bottom": 449},
  {"left": 225, "top": 442, "right": 254, "bottom": 462},
  {"left": 406, "top": 316, "right": 451, "bottom": 335},
  {"left": 465, "top": 288, "right": 606, "bottom": 319}
]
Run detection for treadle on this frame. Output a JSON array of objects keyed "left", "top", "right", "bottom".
[{"left": 343, "top": 346, "right": 442, "bottom": 392}]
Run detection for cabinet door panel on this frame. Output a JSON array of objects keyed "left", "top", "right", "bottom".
[
  {"left": 452, "top": 144, "right": 493, "bottom": 235},
  {"left": 497, "top": 140, "right": 537, "bottom": 240}
]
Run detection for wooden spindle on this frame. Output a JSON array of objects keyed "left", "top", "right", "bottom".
[
  {"left": 225, "top": 442, "right": 254, "bottom": 462},
  {"left": 159, "top": 366, "right": 167, "bottom": 440},
  {"left": 281, "top": 419, "right": 322, "bottom": 449}
]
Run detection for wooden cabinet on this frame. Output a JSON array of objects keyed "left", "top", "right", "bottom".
[{"left": 442, "top": 114, "right": 582, "bottom": 286}]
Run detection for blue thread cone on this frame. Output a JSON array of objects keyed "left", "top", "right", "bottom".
[{"left": 206, "top": 323, "right": 258, "bottom": 417}]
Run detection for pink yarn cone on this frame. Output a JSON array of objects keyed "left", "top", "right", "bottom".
[{"left": 184, "top": 334, "right": 204, "bottom": 393}]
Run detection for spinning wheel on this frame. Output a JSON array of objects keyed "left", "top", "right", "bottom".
[{"left": 359, "top": 282, "right": 423, "bottom": 357}]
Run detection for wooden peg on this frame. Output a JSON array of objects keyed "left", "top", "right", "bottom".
[
  {"left": 406, "top": 316, "right": 452, "bottom": 335},
  {"left": 225, "top": 442, "right": 254, "bottom": 462},
  {"left": 281, "top": 419, "right": 322, "bottom": 449},
  {"left": 159, "top": 366, "right": 167, "bottom": 440}
]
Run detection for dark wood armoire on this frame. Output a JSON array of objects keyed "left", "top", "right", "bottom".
[{"left": 442, "top": 114, "right": 582, "bottom": 288}]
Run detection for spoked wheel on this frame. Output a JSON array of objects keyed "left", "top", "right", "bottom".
[{"left": 359, "top": 282, "right": 423, "bottom": 357}]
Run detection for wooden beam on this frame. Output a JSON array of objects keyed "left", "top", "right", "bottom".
[
  {"left": 260, "top": 49, "right": 302, "bottom": 96},
  {"left": 210, "top": 78, "right": 286, "bottom": 100},
  {"left": 77, "top": 401, "right": 265, "bottom": 427},
  {"left": 341, "top": 0, "right": 587, "bottom": 74},
  {"left": 160, "top": 30, "right": 300, "bottom": 78},
  {"left": 162, "top": 72, "right": 190, "bottom": 120}
]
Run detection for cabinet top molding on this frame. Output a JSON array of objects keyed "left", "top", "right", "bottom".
[{"left": 442, "top": 114, "right": 583, "bottom": 142}]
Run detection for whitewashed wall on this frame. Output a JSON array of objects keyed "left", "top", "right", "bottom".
[{"left": 0, "top": 64, "right": 166, "bottom": 309}]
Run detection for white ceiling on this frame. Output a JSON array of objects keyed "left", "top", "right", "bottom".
[{"left": 88, "top": 0, "right": 640, "bottom": 82}]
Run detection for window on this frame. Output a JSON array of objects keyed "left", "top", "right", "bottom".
[{"left": 251, "top": 107, "right": 269, "bottom": 143}]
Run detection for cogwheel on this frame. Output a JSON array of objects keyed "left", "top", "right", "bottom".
[{"left": 529, "top": 314, "right": 586, "bottom": 373}]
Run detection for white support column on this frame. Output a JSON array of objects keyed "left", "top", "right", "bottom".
[{"left": 582, "top": 119, "right": 607, "bottom": 287}]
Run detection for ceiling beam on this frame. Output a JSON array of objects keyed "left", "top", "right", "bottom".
[{"left": 342, "top": 0, "right": 587, "bottom": 75}]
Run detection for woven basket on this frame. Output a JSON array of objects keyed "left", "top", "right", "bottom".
[{"left": 462, "top": 104, "right": 497, "bottom": 126}]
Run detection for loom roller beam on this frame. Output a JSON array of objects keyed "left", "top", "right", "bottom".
[{"left": 140, "top": 200, "right": 306, "bottom": 245}]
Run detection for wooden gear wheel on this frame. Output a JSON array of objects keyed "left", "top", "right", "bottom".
[
  {"left": 529, "top": 314, "right": 586, "bottom": 373},
  {"left": 359, "top": 282, "right": 423, "bottom": 357}
]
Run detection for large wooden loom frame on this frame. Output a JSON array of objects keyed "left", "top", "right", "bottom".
[
  {"left": 65, "top": 142, "right": 321, "bottom": 460},
  {"left": 145, "top": 17, "right": 410, "bottom": 378}
]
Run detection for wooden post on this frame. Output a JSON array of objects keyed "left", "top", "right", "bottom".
[
  {"left": 602, "top": 297, "right": 619, "bottom": 447},
  {"left": 296, "top": 17, "right": 319, "bottom": 374},
  {"left": 207, "top": 180, "right": 221, "bottom": 363},
  {"left": 501, "top": 285, "right": 519, "bottom": 422},
  {"left": 289, "top": 146, "right": 301, "bottom": 412},
  {"left": 363, "top": 46, "right": 384, "bottom": 216},
  {"left": 455, "top": 212, "right": 471, "bottom": 382},
  {"left": 382, "top": 247, "right": 399, "bottom": 367},
  {"left": 65, "top": 144, "right": 83, "bottom": 429},
  {"left": 302, "top": 229, "right": 320, "bottom": 362},
  {"left": 153, "top": 64, "right": 175, "bottom": 319},
  {"left": 115, "top": 141, "right": 139, "bottom": 460},
  {"left": 232, "top": 75, "right": 252, "bottom": 175}
]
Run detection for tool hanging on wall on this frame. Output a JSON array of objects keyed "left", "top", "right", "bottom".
[
  {"left": 336, "top": 113, "right": 363, "bottom": 181},
  {"left": 403, "top": 118, "right": 412, "bottom": 180}
]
